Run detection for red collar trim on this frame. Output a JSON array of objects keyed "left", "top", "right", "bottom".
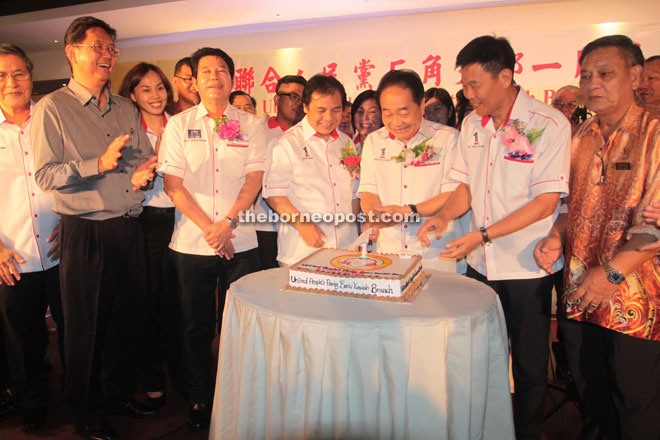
[
  {"left": 480, "top": 86, "right": 520, "bottom": 128},
  {"left": 140, "top": 113, "right": 168, "bottom": 132},
  {"left": 353, "top": 133, "right": 362, "bottom": 145},
  {"left": 387, "top": 132, "right": 395, "bottom": 140},
  {"left": 268, "top": 116, "right": 287, "bottom": 131},
  {"left": 314, "top": 129, "right": 339, "bottom": 140}
]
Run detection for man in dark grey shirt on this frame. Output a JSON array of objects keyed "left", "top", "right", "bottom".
[{"left": 31, "top": 16, "right": 157, "bottom": 440}]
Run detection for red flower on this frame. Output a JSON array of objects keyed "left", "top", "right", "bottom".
[{"left": 344, "top": 155, "right": 361, "bottom": 167}]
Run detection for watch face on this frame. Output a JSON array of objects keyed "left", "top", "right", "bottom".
[{"left": 607, "top": 271, "right": 625, "bottom": 284}]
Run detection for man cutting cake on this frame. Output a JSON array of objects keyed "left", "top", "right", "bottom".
[{"left": 263, "top": 74, "right": 358, "bottom": 265}]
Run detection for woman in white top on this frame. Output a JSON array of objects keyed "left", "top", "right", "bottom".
[{"left": 118, "top": 63, "right": 182, "bottom": 409}]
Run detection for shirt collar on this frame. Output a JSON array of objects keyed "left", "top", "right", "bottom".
[
  {"left": 301, "top": 115, "right": 339, "bottom": 142},
  {"left": 0, "top": 100, "right": 34, "bottom": 126},
  {"left": 480, "top": 85, "right": 526, "bottom": 130},
  {"left": 140, "top": 112, "right": 169, "bottom": 133},
  {"left": 67, "top": 77, "right": 112, "bottom": 107},
  {"left": 583, "top": 101, "right": 645, "bottom": 140},
  {"left": 381, "top": 118, "right": 427, "bottom": 144},
  {"left": 196, "top": 101, "right": 233, "bottom": 122},
  {"left": 268, "top": 116, "right": 287, "bottom": 132}
]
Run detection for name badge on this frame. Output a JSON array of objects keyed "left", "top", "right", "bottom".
[
  {"left": 615, "top": 162, "right": 631, "bottom": 170},
  {"left": 187, "top": 129, "right": 202, "bottom": 139}
]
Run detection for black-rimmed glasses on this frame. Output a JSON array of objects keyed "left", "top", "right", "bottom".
[
  {"left": 278, "top": 92, "right": 301, "bottom": 103},
  {"left": 174, "top": 75, "right": 193, "bottom": 83}
]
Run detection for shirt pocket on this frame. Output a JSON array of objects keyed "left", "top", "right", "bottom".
[
  {"left": 0, "top": 145, "right": 21, "bottom": 171},
  {"left": 184, "top": 142, "right": 211, "bottom": 174}
]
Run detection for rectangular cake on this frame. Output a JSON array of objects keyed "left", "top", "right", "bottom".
[{"left": 285, "top": 248, "right": 425, "bottom": 302}]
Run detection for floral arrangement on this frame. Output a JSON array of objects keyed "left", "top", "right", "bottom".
[
  {"left": 212, "top": 116, "right": 244, "bottom": 141},
  {"left": 501, "top": 119, "right": 544, "bottom": 161},
  {"left": 392, "top": 137, "right": 438, "bottom": 166},
  {"left": 339, "top": 140, "right": 361, "bottom": 178}
]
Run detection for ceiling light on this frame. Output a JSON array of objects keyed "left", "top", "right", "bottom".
[{"left": 53, "top": 39, "right": 58, "bottom": 43}]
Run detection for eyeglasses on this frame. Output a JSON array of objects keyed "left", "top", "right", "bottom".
[
  {"left": 0, "top": 71, "right": 30, "bottom": 83},
  {"left": 552, "top": 101, "right": 578, "bottom": 111},
  {"left": 73, "top": 43, "right": 120, "bottom": 57},
  {"left": 278, "top": 92, "right": 301, "bottom": 103},
  {"left": 174, "top": 75, "right": 193, "bottom": 83},
  {"left": 589, "top": 150, "right": 606, "bottom": 186}
]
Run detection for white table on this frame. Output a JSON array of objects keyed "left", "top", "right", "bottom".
[{"left": 210, "top": 268, "right": 514, "bottom": 439}]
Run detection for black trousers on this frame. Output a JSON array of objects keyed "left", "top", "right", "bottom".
[
  {"left": 466, "top": 265, "right": 553, "bottom": 440},
  {"left": 256, "top": 230, "right": 279, "bottom": 270},
  {"left": 558, "top": 310, "right": 660, "bottom": 440},
  {"left": 0, "top": 266, "right": 61, "bottom": 409},
  {"left": 138, "top": 207, "right": 187, "bottom": 394},
  {"left": 172, "top": 248, "right": 260, "bottom": 406},
  {"left": 59, "top": 215, "right": 146, "bottom": 424}
]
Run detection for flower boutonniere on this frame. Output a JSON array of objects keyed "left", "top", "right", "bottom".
[
  {"left": 339, "top": 139, "right": 361, "bottom": 178},
  {"left": 501, "top": 119, "right": 544, "bottom": 161},
  {"left": 392, "top": 137, "right": 438, "bottom": 166},
  {"left": 212, "top": 116, "right": 244, "bottom": 142}
]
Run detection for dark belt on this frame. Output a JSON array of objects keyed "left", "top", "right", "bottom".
[{"left": 143, "top": 206, "right": 175, "bottom": 215}]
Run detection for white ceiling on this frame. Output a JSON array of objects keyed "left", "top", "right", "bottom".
[{"left": 0, "top": 0, "right": 558, "bottom": 53}]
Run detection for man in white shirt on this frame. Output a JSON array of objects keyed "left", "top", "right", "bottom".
[
  {"left": 418, "top": 35, "right": 570, "bottom": 440},
  {"left": 256, "top": 75, "right": 306, "bottom": 269},
  {"left": 264, "top": 74, "right": 358, "bottom": 265},
  {"left": 0, "top": 44, "right": 63, "bottom": 433},
  {"left": 358, "top": 69, "right": 466, "bottom": 273},
  {"left": 159, "top": 47, "right": 266, "bottom": 430}
]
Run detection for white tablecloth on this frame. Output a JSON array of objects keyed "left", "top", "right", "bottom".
[{"left": 210, "top": 268, "right": 514, "bottom": 440}]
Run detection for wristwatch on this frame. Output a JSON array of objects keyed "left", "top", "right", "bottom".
[
  {"left": 479, "top": 226, "right": 491, "bottom": 246},
  {"left": 602, "top": 261, "right": 624, "bottom": 284},
  {"left": 225, "top": 216, "right": 238, "bottom": 229}
]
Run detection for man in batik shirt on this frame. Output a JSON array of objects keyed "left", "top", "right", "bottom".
[{"left": 535, "top": 35, "right": 660, "bottom": 440}]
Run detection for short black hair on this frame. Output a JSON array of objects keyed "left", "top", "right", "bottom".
[
  {"left": 579, "top": 35, "right": 644, "bottom": 67},
  {"left": 275, "top": 75, "right": 306, "bottom": 94},
  {"left": 424, "top": 87, "right": 456, "bottom": 128},
  {"left": 647, "top": 55, "right": 660, "bottom": 64},
  {"left": 301, "top": 74, "right": 346, "bottom": 106},
  {"left": 455, "top": 35, "right": 516, "bottom": 78},
  {"left": 64, "top": 16, "right": 116, "bottom": 46},
  {"left": 190, "top": 47, "right": 235, "bottom": 80},
  {"left": 351, "top": 90, "right": 378, "bottom": 131},
  {"left": 174, "top": 57, "right": 192, "bottom": 75},
  {"left": 0, "top": 44, "right": 33, "bottom": 74},
  {"left": 229, "top": 90, "right": 256, "bottom": 107},
  {"left": 376, "top": 69, "right": 424, "bottom": 106}
]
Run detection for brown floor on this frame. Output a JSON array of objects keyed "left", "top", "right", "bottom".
[{"left": 0, "top": 319, "right": 582, "bottom": 439}]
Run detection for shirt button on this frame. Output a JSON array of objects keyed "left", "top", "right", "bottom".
[
  {"left": 36, "top": 234, "right": 40, "bottom": 238},
  {"left": 216, "top": 212, "right": 219, "bottom": 216},
  {"left": 336, "top": 203, "right": 339, "bottom": 207},
  {"left": 215, "top": 148, "right": 218, "bottom": 152},
  {"left": 20, "top": 131, "right": 24, "bottom": 134},
  {"left": 31, "top": 193, "right": 35, "bottom": 197},
  {"left": 404, "top": 165, "right": 408, "bottom": 169},
  {"left": 329, "top": 164, "right": 332, "bottom": 167},
  {"left": 125, "top": 189, "right": 129, "bottom": 193},
  {"left": 216, "top": 169, "right": 219, "bottom": 172},
  {"left": 404, "top": 145, "right": 408, "bottom": 149},
  {"left": 404, "top": 244, "right": 408, "bottom": 249},
  {"left": 34, "top": 214, "right": 38, "bottom": 218},
  {"left": 215, "top": 190, "right": 219, "bottom": 193},
  {"left": 25, "top": 151, "right": 28, "bottom": 155},
  {"left": 486, "top": 217, "right": 490, "bottom": 221},
  {"left": 489, "top": 162, "right": 493, "bottom": 167},
  {"left": 107, "top": 133, "right": 111, "bottom": 137},
  {"left": 28, "top": 172, "right": 32, "bottom": 176},
  {"left": 487, "top": 190, "right": 491, "bottom": 194},
  {"left": 404, "top": 224, "right": 408, "bottom": 229},
  {"left": 404, "top": 185, "right": 408, "bottom": 189}
]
